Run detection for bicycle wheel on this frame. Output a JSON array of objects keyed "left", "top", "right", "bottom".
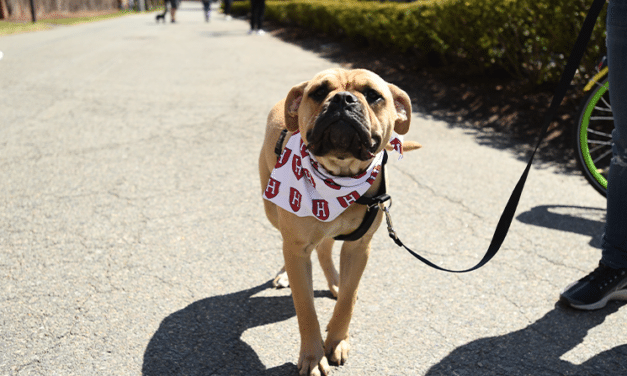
[{"left": 574, "top": 77, "right": 612, "bottom": 197}]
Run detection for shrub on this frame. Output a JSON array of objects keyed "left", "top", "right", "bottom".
[{"left": 233, "top": 0, "right": 607, "bottom": 86}]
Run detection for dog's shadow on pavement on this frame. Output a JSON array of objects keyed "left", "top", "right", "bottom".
[
  {"left": 142, "top": 281, "right": 327, "bottom": 376},
  {"left": 517, "top": 205, "right": 606, "bottom": 248},
  {"left": 425, "top": 302, "right": 627, "bottom": 375}
]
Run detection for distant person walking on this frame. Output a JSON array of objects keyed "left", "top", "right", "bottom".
[
  {"left": 223, "top": 0, "right": 233, "bottom": 20},
  {"left": 249, "top": 0, "right": 265, "bottom": 35},
  {"left": 202, "top": 0, "right": 212, "bottom": 21},
  {"left": 167, "top": 0, "right": 179, "bottom": 23}
]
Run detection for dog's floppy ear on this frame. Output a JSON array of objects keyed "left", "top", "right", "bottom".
[
  {"left": 388, "top": 84, "right": 412, "bottom": 135},
  {"left": 284, "top": 81, "right": 309, "bottom": 132}
]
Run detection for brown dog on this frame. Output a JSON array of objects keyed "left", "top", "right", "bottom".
[{"left": 259, "top": 68, "right": 416, "bottom": 375}]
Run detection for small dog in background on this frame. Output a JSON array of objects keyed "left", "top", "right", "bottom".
[{"left": 155, "top": 8, "right": 167, "bottom": 23}]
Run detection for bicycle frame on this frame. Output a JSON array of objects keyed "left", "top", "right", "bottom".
[{"left": 584, "top": 66, "right": 609, "bottom": 92}]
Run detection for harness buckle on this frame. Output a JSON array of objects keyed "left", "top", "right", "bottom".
[{"left": 367, "top": 193, "right": 391, "bottom": 211}]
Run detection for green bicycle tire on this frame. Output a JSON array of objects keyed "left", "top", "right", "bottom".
[{"left": 575, "top": 78, "right": 611, "bottom": 197}]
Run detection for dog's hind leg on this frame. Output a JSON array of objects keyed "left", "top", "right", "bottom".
[
  {"left": 316, "top": 237, "right": 339, "bottom": 298},
  {"left": 272, "top": 265, "right": 289, "bottom": 288}
]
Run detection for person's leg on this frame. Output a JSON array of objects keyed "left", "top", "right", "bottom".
[
  {"left": 170, "top": 0, "right": 177, "bottom": 22},
  {"left": 250, "top": 0, "right": 259, "bottom": 30},
  {"left": 560, "top": 0, "right": 627, "bottom": 310},
  {"left": 602, "top": 0, "right": 627, "bottom": 269},
  {"left": 257, "top": 0, "right": 266, "bottom": 32},
  {"left": 203, "top": 0, "right": 210, "bottom": 21},
  {"left": 224, "top": 0, "right": 232, "bottom": 16}
]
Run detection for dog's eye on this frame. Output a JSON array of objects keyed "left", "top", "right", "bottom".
[
  {"left": 310, "top": 86, "right": 330, "bottom": 102},
  {"left": 365, "top": 89, "right": 383, "bottom": 104}
]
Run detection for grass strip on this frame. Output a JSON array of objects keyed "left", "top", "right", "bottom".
[{"left": 0, "top": 9, "right": 159, "bottom": 36}]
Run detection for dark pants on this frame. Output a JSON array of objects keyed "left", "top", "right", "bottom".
[
  {"left": 202, "top": 0, "right": 210, "bottom": 13},
  {"left": 250, "top": 0, "right": 265, "bottom": 30},
  {"left": 223, "top": 0, "right": 233, "bottom": 15},
  {"left": 601, "top": 0, "right": 627, "bottom": 269}
]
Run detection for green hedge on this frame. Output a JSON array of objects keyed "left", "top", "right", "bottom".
[{"left": 233, "top": 0, "right": 607, "bottom": 86}]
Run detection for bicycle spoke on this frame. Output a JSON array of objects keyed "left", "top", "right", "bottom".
[
  {"left": 592, "top": 148, "right": 613, "bottom": 165},
  {"left": 593, "top": 106, "right": 613, "bottom": 112},
  {"left": 588, "top": 140, "right": 612, "bottom": 145},
  {"left": 587, "top": 128, "right": 613, "bottom": 137},
  {"left": 599, "top": 96, "right": 611, "bottom": 110}
]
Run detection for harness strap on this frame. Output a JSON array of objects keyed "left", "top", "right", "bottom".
[
  {"left": 275, "top": 129, "right": 289, "bottom": 157},
  {"left": 334, "top": 151, "right": 389, "bottom": 241}
]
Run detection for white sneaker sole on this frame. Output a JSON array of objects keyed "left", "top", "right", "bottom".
[{"left": 570, "top": 287, "right": 627, "bottom": 310}]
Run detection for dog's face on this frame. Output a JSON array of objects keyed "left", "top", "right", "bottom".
[{"left": 284, "top": 68, "right": 411, "bottom": 176}]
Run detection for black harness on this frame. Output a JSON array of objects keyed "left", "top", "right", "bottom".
[
  {"left": 273, "top": 129, "right": 391, "bottom": 242},
  {"left": 334, "top": 151, "right": 389, "bottom": 241}
]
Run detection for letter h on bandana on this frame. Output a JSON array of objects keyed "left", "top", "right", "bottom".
[
  {"left": 265, "top": 178, "right": 281, "bottom": 199},
  {"left": 289, "top": 187, "right": 302, "bottom": 212},
  {"left": 337, "top": 191, "right": 360, "bottom": 208}
]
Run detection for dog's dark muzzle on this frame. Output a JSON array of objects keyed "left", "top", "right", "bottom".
[{"left": 307, "top": 92, "right": 380, "bottom": 161}]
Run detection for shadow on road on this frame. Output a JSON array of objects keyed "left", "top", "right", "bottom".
[
  {"left": 517, "top": 205, "right": 606, "bottom": 248},
  {"left": 142, "top": 281, "right": 332, "bottom": 375},
  {"left": 425, "top": 302, "right": 627, "bottom": 376}
]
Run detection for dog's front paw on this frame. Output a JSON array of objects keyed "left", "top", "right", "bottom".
[
  {"left": 272, "top": 266, "right": 289, "bottom": 288},
  {"left": 325, "top": 338, "right": 350, "bottom": 366},
  {"left": 298, "top": 352, "right": 330, "bottom": 376}
]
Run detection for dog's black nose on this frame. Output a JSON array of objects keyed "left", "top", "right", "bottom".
[{"left": 330, "top": 92, "right": 359, "bottom": 109}]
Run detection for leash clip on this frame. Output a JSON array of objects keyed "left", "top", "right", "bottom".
[
  {"left": 367, "top": 193, "right": 391, "bottom": 211},
  {"left": 378, "top": 200, "right": 402, "bottom": 246}
]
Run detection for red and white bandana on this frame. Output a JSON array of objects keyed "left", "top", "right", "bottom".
[{"left": 263, "top": 131, "right": 403, "bottom": 222}]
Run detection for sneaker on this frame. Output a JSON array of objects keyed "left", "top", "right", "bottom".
[
  {"left": 560, "top": 263, "right": 627, "bottom": 310},
  {"left": 256, "top": 29, "right": 265, "bottom": 35}
]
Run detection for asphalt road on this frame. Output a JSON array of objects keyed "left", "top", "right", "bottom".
[{"left": 1, "top": 3, "right": 625, "bottom": 375}]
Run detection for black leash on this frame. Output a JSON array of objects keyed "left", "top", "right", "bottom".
[{"left": 385, "top": 0, "right": 607, "bottom": 273}]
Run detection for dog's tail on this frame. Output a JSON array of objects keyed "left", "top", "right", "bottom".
[{"left": 386, "top": 140, "right": 421, "bottom": 152}]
